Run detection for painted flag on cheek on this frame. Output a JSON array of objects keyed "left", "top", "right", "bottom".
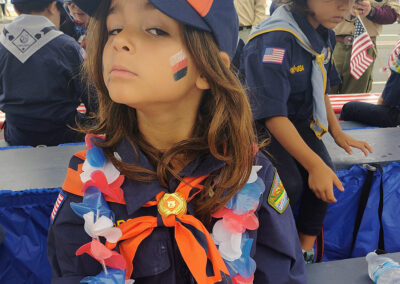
[{"left": 170, "top": 50, "right": 188, "bottom": 81}]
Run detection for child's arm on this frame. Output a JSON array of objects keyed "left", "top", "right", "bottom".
[
  {"left": 324, "top": 94, "right": 373, "bottom": 156},
  {"left": 266, "top": 116, "right": 343, "bottom": 203}
]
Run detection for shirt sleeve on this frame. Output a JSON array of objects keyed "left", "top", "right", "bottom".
[
  {"left": 367, "top": 5, "right": 399, "bottom": 25},
  {"left": 382, "top": 68, "right": 400, "bottom": 108},
  {"left": 252, "top": 153, "right": 306, "bottom": 284},
  {"left": 242, "top": 32, "right": 293, "bottom": 121},
  {"left": 47, "top": 155, "right": 102, "bottom": 283}
]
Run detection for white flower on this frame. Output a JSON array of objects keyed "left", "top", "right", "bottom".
[
  {"left": 83, "top": 212, "right": 122, "bottom": 243},
  {"left": 212, "top": 220, "right": 242, "bottom": 261},
  {"left": 247, "top": 165, "right": 262, "bottom": 184},
  {"left": 81, "top": 159, "right": 120, "bottom": 184}
]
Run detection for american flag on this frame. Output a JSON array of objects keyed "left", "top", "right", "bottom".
[
  {"left": 263, "top": 47, "right": 285, "bottom": 64},
  {"left": 350, "top": 18, "right": 374, "bottom": 80}
]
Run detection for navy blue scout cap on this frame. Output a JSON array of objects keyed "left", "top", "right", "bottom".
[
  {"left": 73, "top": 0, "right": 239, "bottom": 59},
  {"left": 149, "top": 0, "right": 239, "bottom": 58}
]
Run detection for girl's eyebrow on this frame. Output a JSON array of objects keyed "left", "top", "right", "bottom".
[
  {"left": 108, "top": 2, "right": 155, "bottom": 16},
  {"left": 108, "top": 3, "right": 120, "bottom": 16}
]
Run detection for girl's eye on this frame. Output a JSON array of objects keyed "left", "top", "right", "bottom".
[
  {"left": 108, "top": 28, "right": 122, "bottom": 36},
  {"left": 147, "top": 28, "right": 168, "bottom": 36}
]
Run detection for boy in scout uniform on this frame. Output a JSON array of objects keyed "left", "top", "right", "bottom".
[{"left": 331, "top": 0, "right": 399, "bottom": 94}]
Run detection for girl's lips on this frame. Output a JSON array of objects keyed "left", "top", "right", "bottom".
[{"left": 110, "top": 66, "right": 138, "bottom": 78}]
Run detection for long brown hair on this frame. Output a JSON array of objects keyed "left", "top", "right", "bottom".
[{"left": 83, "top": 0, "right": 257, "bottom": 223}]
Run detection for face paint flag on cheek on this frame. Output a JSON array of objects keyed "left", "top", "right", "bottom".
[{"left": 170, "top": 50, "right": 188, "bottom": 81}]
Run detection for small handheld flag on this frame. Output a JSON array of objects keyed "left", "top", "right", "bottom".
[{"left": 350, "top": 18, "right": 374, "bottom": 80}]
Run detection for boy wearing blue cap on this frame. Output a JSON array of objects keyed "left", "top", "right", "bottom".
[
  {"left": 242, "top": 0, "right": 373, "bottom": 263},
  {"left": 47, "top": 0, "right": 306, "bottom": 283},
  {"left": 0, "top": 0, "right": 92, "bottom": 146}
]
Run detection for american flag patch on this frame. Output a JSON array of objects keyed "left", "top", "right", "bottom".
[
  {"left": 262, "top": 47, "right": 286, "bottom": 64},
  {"left": 50, "top": 192, "right": 66, "bottom": 223}
]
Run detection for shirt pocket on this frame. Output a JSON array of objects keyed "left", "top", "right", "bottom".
[{"left": 133, "top": 238, "right": 171, "bottom": 278}]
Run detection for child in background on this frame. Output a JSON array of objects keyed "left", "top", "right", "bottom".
[
  {"left": 340, "top": 51, "right": 400, "bottom": 127},
  {"left": 63, "top": 0, "right": 90, "bottom": 48},
  {"left": 0, "top": 0, "right": 90, "bottom": 146},
  {"left": 242, "top": 0, "right": 373, "bottom": 263},
  {"left": 47, "top": 0, "right": 306, "bottom": 283}
]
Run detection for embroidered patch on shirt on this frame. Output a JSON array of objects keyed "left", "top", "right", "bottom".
[
  {"left": 268, "top": 170, "right": 289, "bottom": 214},
  {"left": 290, "top": 65, "right": 305, "bottom": 74},
  {"left": 50, "top": 192, "right": 66, "bottom": 223},
  {"left": 262, "top": 47, "right": 285, "bottom": 64}
]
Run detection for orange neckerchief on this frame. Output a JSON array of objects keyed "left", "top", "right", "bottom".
[{"left": 105, "top": 175, "right": 230, "bottom": 283}]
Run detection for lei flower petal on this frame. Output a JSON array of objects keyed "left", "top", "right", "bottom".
[
  {"left": 83, "top": 170, "right": 125, "bottom": 203},
  {"left": 247, "top": 166, "right": 262, "bottom": 184},
  {"left": 211, "top": 165, "right": 265, "bottom": 282},
  {"left": 225, "top": 235, "right": 256, "bottom": 279},
  {"left": 212, "top": 220, "right": 242, "bottom": 261},
  {"left": 232, "top": 274, "right": 254, "bottom": 284},
  {"left": 86, "top": 146, "right": 107, "bottom": 168},
  {"left": 213, "top": 208, "right": 259, "bottom": 233},
  {"left": 80, "top": 268, "right": 129, "bottom": 284},
  {"left": 76, "top": 239, "right": 126, "bottom": 271},
  {"left": 70, "top": 187, "right": 115, "bottom": 221},
  {"left": 81, "top": 159, "right": 121, "bottom": 184},
  {"left": 83, "top": 212, "right": 122, "bottom": 243},
  {"left": 225, "top": 178, "right": 265, "bottom": 215}
]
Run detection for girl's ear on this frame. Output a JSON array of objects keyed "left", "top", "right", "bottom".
[
  {"left": 195, "top": 74, "right": 210, "bottom": 90},
  {"left": 219, "top": 51, "right": 231, "bottom": 68}
]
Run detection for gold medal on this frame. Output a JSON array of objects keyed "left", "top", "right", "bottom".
[{"left": 158, "top": 192, "right": 187, "bottom": 217}]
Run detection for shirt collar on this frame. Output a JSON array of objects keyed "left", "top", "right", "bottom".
[
  {"left": 292, "top": 12, "right": 330, "bottom": 54},
  {"left": 115, "top": 138, "right": 226, "bottom": 215}
]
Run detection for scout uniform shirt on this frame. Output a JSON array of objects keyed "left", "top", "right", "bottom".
[
  {"left": 47, "top": 138, "right": 306, "bottom": 283},
  {"left": 334, "top": 0, "right": 400, "bottom": 38},
  {"left": 382, "top": 54, "right": 400, "bottom": 109},
  {"left": 242, "top": 10, "right": 341, "bottom": 124},
  {"left": 0, "top": 15, "right": 89, "bottom": 146}
]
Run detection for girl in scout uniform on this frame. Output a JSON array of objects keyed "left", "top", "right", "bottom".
[
  {"left": 47, "top": 0, "right": 306, "bottom": 283},
  {"left": 242, "top": 0, "right": 373, "bottom": 263}
]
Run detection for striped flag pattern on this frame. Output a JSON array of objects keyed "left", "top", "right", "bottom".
[
  {"left": 329, "top": 93, "right": 380, "bottom": 114},
  {"left": 350, "top": 18, "right": 374, "bottom": 80},
  {"left": 50, "top": 193, "right": 65, "bottom": 222},
  {"left": 262, "top": 47, "right": 285, "bottom": 64}
]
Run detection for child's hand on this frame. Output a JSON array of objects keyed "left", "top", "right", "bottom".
[
  {"left": 333, "top": 131, "right": 373, "bottom": 156},
  {"left": 308, "top": 162, "right": 344, "bottom": 203},
  {"left": 351, "top": 0, "right": 372, "bottom": 17}
]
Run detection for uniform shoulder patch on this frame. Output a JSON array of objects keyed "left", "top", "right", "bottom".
[
  {"left": 50, "top": 192, "right": 66, "bottom": 223},
  {"left": 262, "top": 47, "right": 286, "bottom": 64},
  {"left": 268, "top": 169, "right": 289, "bottom": 214}
]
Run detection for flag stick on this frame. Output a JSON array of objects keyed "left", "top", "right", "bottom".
[{"left": 355, "top": 12, "right": 390, "bottom": 79}]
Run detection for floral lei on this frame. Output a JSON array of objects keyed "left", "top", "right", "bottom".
[{"left": 69, "top": 135, "right": 265, "bottom": 283}]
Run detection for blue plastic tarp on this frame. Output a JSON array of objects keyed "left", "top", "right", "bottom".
[
  {"left": 323, "top": 162, "right": 400, "bottom": 261},
  {"left": 0, "top": 188, "right": 60, "bottom": 284}
]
